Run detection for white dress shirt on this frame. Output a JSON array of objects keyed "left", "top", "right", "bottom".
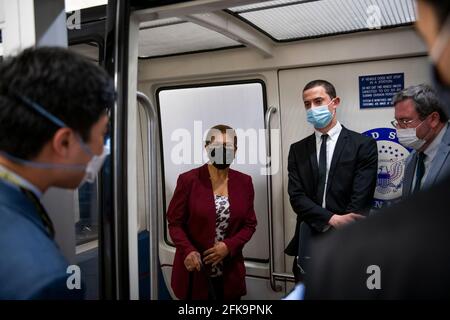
[
  {"left": 0, "top": 164, "right": 43, "bottom": 198},
  {"left": 412, "top": 123, "right": 448, "bottom": 190},
  {"left": 314, "top": 121, "right": 343, "bottom": 208}
]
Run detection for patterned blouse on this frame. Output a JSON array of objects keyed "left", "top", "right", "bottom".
[{"left": 210, "top": 194, "right": 231, "bottom": 277}]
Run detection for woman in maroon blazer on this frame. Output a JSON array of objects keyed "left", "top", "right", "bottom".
[{"left": 167, "top": 124, "right": 257, "bottom": 300}]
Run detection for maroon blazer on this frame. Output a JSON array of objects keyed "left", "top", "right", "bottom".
[{"left": 167, "top": 164, "right": 257, "bottom": 300}]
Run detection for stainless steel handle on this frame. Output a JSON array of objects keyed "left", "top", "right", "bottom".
[
  {"left": 137, "top": 91, "right": 159, "bottom": 300},
  {"left": 264, "top": 106, "right": 285, "bottom": 292},
  {"left": 273, "top": 272, "right": 295, "bottom": 283},
  {"left": 264, "top": 106, "right": 277, "bottom": 168},
  {"left": 265, "top": 107, "right": 296, "bottom": 288}
]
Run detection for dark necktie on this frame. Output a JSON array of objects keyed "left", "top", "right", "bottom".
[
  {"left": 317, "top": 134, "right": 329, "bottom": 205},
  {"left": 413, "top": 152, "right": 426, "bottom": 194},
  {"left": 20, "top": 187, "right": 55, "bottom": 238}
]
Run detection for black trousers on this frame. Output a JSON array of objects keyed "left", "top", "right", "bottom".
[
  {"left": 209, "top": 276, "right": 224, "bottom": 300},
  {"left": 292, "top": 258, "right": 304, "bottom": 283}
]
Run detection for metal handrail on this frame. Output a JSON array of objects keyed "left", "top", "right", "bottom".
[
  {"left": 265, "top": 107, "right": 296, "bottom": 289},
  {"left": 265, "top": 106, "right": 285, "bottom": 292},
  {"left": 137, "top": 91, "right": 159, "bottom": 300},
  {"left": 273, "top": 272, "right": 296, "bottom": 283}
]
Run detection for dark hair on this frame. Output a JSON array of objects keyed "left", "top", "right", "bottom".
[
  {"left": 0, "top": 47, "right": 114, "bottom": 160},
  {"left": 303, "top": 80, "right": 337, "bottom": 99},
  {"left": 421, "top": 0, "right": 450, "bottom": 29},
  {"left": 392, "top": 84, "right": 448, "bottom": 122},
  {"left": 205, "top": 124, "right": 237, "bottom": 148}
]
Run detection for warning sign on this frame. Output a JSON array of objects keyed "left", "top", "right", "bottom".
[{"left": 359, "top": 73, "right": 404, "bottom": 109}]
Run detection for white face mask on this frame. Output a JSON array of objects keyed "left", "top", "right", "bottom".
[
  {"left": 396, "top": 127, "right": 426, "bottom": 150},
  {"left": 81, "top": 145, "right": 110, "bottom": 184},
  {"left": 4, "top": 93, "right": 109, "bottom": 187}
]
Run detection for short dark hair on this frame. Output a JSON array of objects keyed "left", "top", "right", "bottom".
[
  {"left": 205, "top": 124, "right": 237, "bottom": 148},
  {"left": 421, "top": 0, "right": 450, "bottom": 29},
  {"left": 0, "top": 47, "right": 114, "bottom": 160},
  {"left": 393, "top": 84, "right": 449, "bottom": 122},
  {"left": 303, "top": 80, "right": 337, "bottom": 99}
]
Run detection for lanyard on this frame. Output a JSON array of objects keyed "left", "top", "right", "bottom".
[{"left": 0, "top": 171, "right": 55, "bottom": 238}]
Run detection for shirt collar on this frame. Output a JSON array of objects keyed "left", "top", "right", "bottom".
[
  {"left": 424, "top": 123, "right": 448, "bottom": 160},
  {"left": 314, "top": 121, "right": 343, "bottom": 143},
  {"left": 0, "top": 164, "right": 43, "bottom": 199}
]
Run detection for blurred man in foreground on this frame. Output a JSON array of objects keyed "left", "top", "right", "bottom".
[{"left": 0, "top": 47, "right": 113, "bottom": 299}]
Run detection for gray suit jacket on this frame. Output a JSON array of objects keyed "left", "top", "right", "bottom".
[{"left": 402, "top": 124, "right": 450, "bottom": 198}]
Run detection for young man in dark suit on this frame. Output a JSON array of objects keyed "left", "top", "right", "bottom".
[
  {"left": 305, "top": 0, "right": 450, "bottom": 299},
  {"left": 285, "top": 80, "right": 378, "bottom": 281}
]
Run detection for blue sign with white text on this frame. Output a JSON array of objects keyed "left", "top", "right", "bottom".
[{"left": 359, "top": 73, "right": 404, "bottom": 109}]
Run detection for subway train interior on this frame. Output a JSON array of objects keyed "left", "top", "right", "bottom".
[{"left": 0, "top": 0, "right": 438, "bottom": 300}]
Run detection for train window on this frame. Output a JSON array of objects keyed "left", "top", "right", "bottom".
[
  {"left": 68, "top": 39, "right": 106, "bottom": 299},
  {"left": 157, "top": 81, "right": 270, "bottom": 262},
  {"left": 66, "top": 41, "right": 105, "bottom": 249},
  {"left": 67, "top": 42, "right": 102, "bottom": 247},
  {"left": 76, "top": 182, "right": 99, "bottom": 245}
]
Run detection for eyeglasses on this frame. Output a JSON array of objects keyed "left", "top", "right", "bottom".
[{"left": 391, "top": 118, "right": 421, "bottom": 129}]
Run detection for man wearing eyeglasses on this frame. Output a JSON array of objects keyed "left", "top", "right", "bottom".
[{"left": 392, "top": 84, "right": 450, "bottom": 198}]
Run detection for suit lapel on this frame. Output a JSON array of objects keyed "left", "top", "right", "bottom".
[
  {"left": 423, "top": 126, "right": 450, "bottom": 188},
  {"left": 403, "top": 152, "right": 417, "bottom": 197},
  {"left": 326, "top": 127, "right": 348, "bottom": 194}
]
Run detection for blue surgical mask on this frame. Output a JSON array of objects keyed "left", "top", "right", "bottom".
[
  {"left": 306, "top": 100, "right": 335, "bottom": 129},
  {"left": 0, "top": 93, "right": 108, "bottom": 185}
]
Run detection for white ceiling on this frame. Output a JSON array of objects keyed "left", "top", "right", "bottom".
[
  {"left": 63, "top": 0, "right": 417, "bottom": 58},
  {"left": 229, "top": 0, "right": 416, "bottom": 41},
  {"left": 137, "top": 0, "right": 416, "bottom": 57},
  {"left": 139, "top": 21, "right": 241, "bottom": 58}
]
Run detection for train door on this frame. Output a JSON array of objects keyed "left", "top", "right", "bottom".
[
  {"left": 155, "top": 81, "right": 286, "bottom": 299},
  {"left": 104, "top": 0, "right": 265, "bottom": 300},
  {"left": 107, "top": 0, "right": 291, "bottom": 299},
  {"left": 279, "top": 56, "right": 430, "bottom": 270}
]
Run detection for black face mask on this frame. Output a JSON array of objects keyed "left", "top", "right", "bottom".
[{"left": 208, "top": 146, "right": 235, "bottom": 170}]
